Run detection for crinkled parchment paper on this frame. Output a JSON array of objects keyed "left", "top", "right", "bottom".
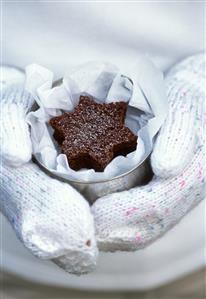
[{"left": 26, "top": 57, "right": 168, "bottom": 182}]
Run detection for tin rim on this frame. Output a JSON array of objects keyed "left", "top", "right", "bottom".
[
  {"left": 34, "top": 151, "right": 151, "bottom": 186},
  {"left": 43, "top": 77, "right": 152, "bottom": 185}
]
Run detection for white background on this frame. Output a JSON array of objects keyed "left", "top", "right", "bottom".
[{"left": 2, "top": 1, "right": 205, "bottom": 77}]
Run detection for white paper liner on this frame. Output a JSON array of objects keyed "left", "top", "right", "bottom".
[{"left": 26, "top": 57, "right": 168, "bottom": 182}]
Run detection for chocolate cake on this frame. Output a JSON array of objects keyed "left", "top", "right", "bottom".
[{"left": 49, "top": 96, "right": 137, "bottom": 171}]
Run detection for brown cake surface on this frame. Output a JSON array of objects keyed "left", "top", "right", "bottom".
[{"left": 49, "top": 96, "right": 137, "bottom": 171}]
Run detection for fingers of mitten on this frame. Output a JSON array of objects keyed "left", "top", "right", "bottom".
[
  {"left": 92, "top": 146, "right": 205, "bottom": 251},
  {"left": 1, "top": 162, "right": 98, "bottom": 274},
  {"left": 151, "top": 58, "right": 205, "bottom": 178},
  {"left": 0, "top": 86, "right": 34, "bottom": 166}
]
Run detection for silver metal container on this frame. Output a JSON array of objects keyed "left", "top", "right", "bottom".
[
  {"left": 66, "top": 156, "right": 152, "bottom": 202},
  {"left": 36, "top": 155, "right": 152, "bottom": 203},
  {"left": 36, "top": 78, "right": 153, "bottom": 203}
]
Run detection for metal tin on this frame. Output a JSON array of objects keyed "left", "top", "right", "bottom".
[
  {"left": 35, "top": 78, "right": 153, "bottom": 203},
  {"left": 67, "top": 156, "right": 152, "bottom": 202},
  {"left": 35, "top": 154, "right": 153, "bottom": 203}
]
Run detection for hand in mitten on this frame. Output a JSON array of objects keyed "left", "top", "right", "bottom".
[
  {"left": 92, "top": 54, "right": 206, "bottom": 251},
  {"left": 0, "top": 82, "right": 98, "bottom": 274}
]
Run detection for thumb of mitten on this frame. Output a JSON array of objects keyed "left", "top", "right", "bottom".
[
  {"left": 0, "top": 85, "right": 34, "bottom": 166},
  {"left": 151, "top": 54, "right": 206, "bottom": 178}
]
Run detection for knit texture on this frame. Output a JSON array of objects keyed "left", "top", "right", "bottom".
[
  {"left": 0, "top": 85, "right": 34, "bottom": 166},
  {"left": 92, "top": 53, "right": 206, "bottom": 251},
  {"left": 0, "top": 161, "right": 98, "bottom": 274},
  {"left": 151, "top": 54, "right": 205, "bottom": 177}
]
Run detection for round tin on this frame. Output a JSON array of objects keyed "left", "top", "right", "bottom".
[
  {"left": 36, "top": 78, "right": 153, "bottom": 202},
  {"left": 35, "top": 154, "right": 152, "bottom": 203}
]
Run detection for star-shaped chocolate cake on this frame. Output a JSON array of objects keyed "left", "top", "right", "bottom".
[{"left": 49, "top": 96, "right": 137, "bottom": 171}]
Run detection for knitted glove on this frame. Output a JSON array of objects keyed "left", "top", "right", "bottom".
[
  {"left": 0, "top": 83, "right": 98, "bottom": 274},
  {"left": 92, "top": 54, "right": 206, "bottom": 251}
]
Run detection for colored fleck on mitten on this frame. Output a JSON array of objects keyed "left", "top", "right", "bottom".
[
  {"left": 0, "top": 68, "right": 98, "bottom": 274},
  {"left": 92, "top": 53, "right": 206, "bottom": 251}
]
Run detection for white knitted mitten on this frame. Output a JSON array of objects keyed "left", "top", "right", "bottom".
[
  {"left": 92, "top": 54, "right": 206, "bottom": 251},
  {"left": 0, "top": 79, "right": 98, "bottom": 274},
  {"left": 0, "top": 86, "right": 34, "bottom": 166}
]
